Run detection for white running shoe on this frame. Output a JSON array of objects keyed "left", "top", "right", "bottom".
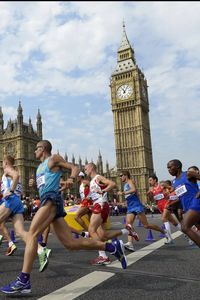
[{"left": 124, "top": 242, "right": 135, "bottom": 252}]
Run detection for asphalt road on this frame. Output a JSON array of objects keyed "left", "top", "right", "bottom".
[{"left": 0, "top": 214, "right": 200, "bottom": 300}]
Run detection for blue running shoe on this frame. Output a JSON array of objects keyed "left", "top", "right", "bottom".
[
  {"left": 111, "top": 239, "right": 127, "bottom": 269},
  {"left": 0, "top": 277, "right": 31, "bottom": 294}
]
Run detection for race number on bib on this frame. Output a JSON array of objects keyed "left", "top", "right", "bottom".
[
  {"left": 175, "top": 185, "right": 187, "bottom": 197},
  {"left": 36, "top": 173, "right": 45, "bottom": 188},
  {"left": 154, "top": 193, "right": 164, "bottom": 201}
]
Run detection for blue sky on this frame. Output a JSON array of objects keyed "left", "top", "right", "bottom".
[{"left": 0, "top": 1, "right": 200, "bottom": 180}]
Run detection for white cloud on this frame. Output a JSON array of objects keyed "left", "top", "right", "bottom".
[{"left": 0, "top": 1, "right": 200, "bottom": 178}]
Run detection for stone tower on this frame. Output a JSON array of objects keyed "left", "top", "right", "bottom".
[
  {"left": 110, "top": 23, "right": 154, "bottom": 202},
  {"left": 0, "top": 101, "right": 42, "bottom": 196}
]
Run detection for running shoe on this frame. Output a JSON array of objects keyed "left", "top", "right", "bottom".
[
  {"left": 90, "top": 256, "right": 111, "bottom": 265},
  {"left": 126, "top": 224, "right": 139, "bottom": 241},
  {"left": 0, "top": 276, "right": 31, "bottom": 294},
  {"left": 111, "top": 239, "right": 127, "bottom": 269},
  {"left": 124, "top": 242, "right": 135, "bottom": 252},
  {"left": 5, "top": 244, "right": 17, "bottom": 256},
  {"left": 0, "top": 235, "right": 3, "bottom": 246},
  {"left": 164, "top": 239, "right": 174, "bottom": 245},
  {"left": 38, "top": 250, "right": 48, "bottom": 272}
]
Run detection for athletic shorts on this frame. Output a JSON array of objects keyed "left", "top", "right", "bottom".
[
  {"left": 91, "top": 202, "right": 110, "bottom": 223},
  {"left": 40, "top": 191, "right": 66, "bottom": 219},
  {"left": 127, "top": 204, "right": 145, "bottom": 215},
  {"left": 80, "top": 198, "right": 93, "bottom": 208},
  {"left": 3, "top": 194, "right": 24, "bottom": 216},
  {"left": 187, "top": 197, "right": 200, "bottom": 214}
]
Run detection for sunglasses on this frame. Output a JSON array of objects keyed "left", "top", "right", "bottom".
[{"left": 120, "top": 174, "right": 124, "bottom": 177}]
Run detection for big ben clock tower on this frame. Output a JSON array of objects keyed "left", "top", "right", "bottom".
[{"left": 110, "top": 23, "right": 154, "bottom": 202}]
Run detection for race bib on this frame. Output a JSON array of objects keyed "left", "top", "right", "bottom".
[
  {"left": 36, "top": 173, "right": 45, "bottom": 188},
  {"left": 15, "top": 183, "right": 22, "bottom": 195},
  {"left": 175, "top": 185, "right": 187, "bottom": 197},
  {"left": 169, "top": 195, "right": 178, "bottom": 201},
  {"left": 154, "top": 193, "right": 164, "bottom": 201}
]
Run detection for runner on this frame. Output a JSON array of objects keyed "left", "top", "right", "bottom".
[
  {"left": 84, "top": 163, "right": 139, "bottom": 264},
  {"left": 74, "top": 171, "right": 92, "bottom": 231},
  {"left": 0, "top": 140, "right": 127, "bottom": 295},
  {"left": 119, "top": 170, "right": 169, "bottom": 251},
  {"left": 167, "top": 159, "right": 200, "bottom": 247},
  {"left": 148, "top": 174, "right": 181, "bottom": 244}
]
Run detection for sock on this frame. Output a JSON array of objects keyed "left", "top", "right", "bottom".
[
  {"left": 37, "top": 234, "right": 43, "bottom": 244},
  {"left": 37, "top": 246, "right": 45, "bottom": 255},
  {"left": 164, "top": 222, "right": 173, "bottom": 240},
  {"left": 105, "top": 242, "right": 115, "bottom": 253},
  {"left": 121, "top": 229, "right": 129, "bottom": 235},
  {"left": 8, "top": 241, "right": 14, "bottom": 247},
  {"left": 99, "top": 251, "right": 108, "bottom": 258},
  {"left": 19, "top": 272, "right": 30, "bottom": 283}
]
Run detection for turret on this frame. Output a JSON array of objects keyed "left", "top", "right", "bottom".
[
  {"left": 17, "top": 101, "right": 23, "bottom": 132},
  {"left": 36, "top": 109, "right": 42, "bottom": 139},
  {"left": 0, "top": 106, "right": 4, "bottom": 133}
]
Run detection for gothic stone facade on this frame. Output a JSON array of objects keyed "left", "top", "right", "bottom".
[{"left": 0, "top": 102, "right": 42, "bottom": 197}]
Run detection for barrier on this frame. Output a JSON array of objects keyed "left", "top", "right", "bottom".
[{"left": 64, "top": 205, "right": 110, "bottom": 231}]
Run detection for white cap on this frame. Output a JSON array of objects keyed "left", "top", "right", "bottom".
[{"left": 78, "top": 171, "right": 85, "bottom": 177}]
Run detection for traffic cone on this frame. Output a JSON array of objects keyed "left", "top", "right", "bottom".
[
  {"left": 137, "top": 218, "right": 143, "bottom": 227},
  {"left": 122, "top": 217, "right": 126, "bottom": 225},
  {"left": 159, "top": 224, "right": 166, "bottom": 238},
  {"left": 10, "top": 229, "right": 16, "bottom": 243},
  {"left": 145, "top": 229, "right": 155, "bottom": 242}
]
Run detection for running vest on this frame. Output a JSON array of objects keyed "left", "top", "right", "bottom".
[
  {"left": 172, "top": 171, "right": 199, "bottom": 212},
  {"left": 90, "top": 175, "right": 107, "bottom": 204},
  {"left": 1, "top": 174, "right": 22, "bottom": 197},
  {"left": 151, "top": 184, "right": 167, "bottom": 201},
  {"left": 79, "top": 182, "right": 90, "bottom": 200},
  {"left": 36, "top": 157, "right": 62, "bottom": 197}
]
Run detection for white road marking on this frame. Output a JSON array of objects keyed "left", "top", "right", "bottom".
[
  {"left": 38, "top": 231, "right": 182, "bottom": 299},
  {"left": 38, "top": 271, "right": 115, "bottom": 300},
  {"left": 109, "top": 231, "right": 183, "bottom": 268}
]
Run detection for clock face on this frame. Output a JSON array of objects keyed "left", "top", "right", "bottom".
[{"left": 117, "top": 84, "right": 133, "bottom": 100}]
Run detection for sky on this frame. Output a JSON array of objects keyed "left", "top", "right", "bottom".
[{"left": 0, "top": 1, "right": 200, "bottom": 180}]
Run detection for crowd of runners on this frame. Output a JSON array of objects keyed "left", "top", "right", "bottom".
[{"left": 0, "top": 140, "right": 200, "bottom": 295}]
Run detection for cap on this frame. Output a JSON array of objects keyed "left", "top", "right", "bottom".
[{"left": 78, "top": 171, "right": 85, "bottom": 177}]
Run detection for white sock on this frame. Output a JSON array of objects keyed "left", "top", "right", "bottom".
[
  {"left": 38, "top": 246, "right": 45, "bottom": 255},
  {"left": 8, "top": 241, "right": 14, "bottom": 247},
  {"left": 99, "top": 251, "right": 108, "bottom": 258},
  {"left": 164, "top": 222, "right": 173, "bottom": 240}
]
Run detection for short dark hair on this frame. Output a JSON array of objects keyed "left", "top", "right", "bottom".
[
  {"left": 40, "top": 140, "right": 52, "bottom": 153},
  {"left": 168, "top": 159, "right": 182, "bottom": 169},
  {"left": 149, "top": 174, "right": 158, "bottom": 182},
  {"left": 120, "top": 170, "right": 131, "bottom": 179},
  {"left": 3, "top": 155, "right": 15, "bottom": 166}
]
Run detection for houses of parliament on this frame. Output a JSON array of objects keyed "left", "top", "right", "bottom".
[{"left": 0, "top": 24, "right": 154, "bottom": 202}]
